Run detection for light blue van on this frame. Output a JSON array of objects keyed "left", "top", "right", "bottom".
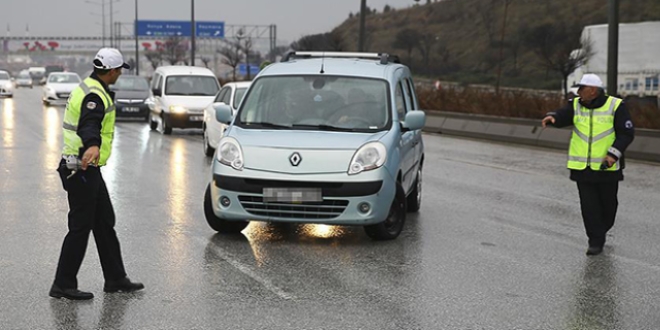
[{"left": 204, "top": 52, "right": 425, "bottom": 240}]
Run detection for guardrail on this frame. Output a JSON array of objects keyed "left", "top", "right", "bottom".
[{"left": 423, "top": 110, "right": 660, "bottom": 163}]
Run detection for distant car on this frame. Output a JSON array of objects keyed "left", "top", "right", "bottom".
[
  {"left": 202, "top": 81, "right": 251, "bottom": 156},
  {"left": 14, "top": 71, "right": 33, "bottom": 88},
  {"left": 204, "top": 51, "right": 426, "bottom": 240},
  {"left": 28, "top": 67, "right": 46, "bottom": 85},
  {"left": 42, "top": 72, "right": 82, "bottom": 105},
  {"left": 147, "top": 66, "right": 220, "bottom": 134},
  {"left": 0, "top": 70, "right": 14, "bottom": 98},
  {"left": 111, "top": 75, "right": 151, "bottom": 121}
]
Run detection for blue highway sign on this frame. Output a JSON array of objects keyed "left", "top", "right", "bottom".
[
  {"left": 137, "top": 20, "right": 192, "bottom": 37},
  {"left": 196, "top": 21, "right": 225, "bottom": 38}
]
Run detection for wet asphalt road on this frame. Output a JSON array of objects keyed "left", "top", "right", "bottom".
[{"left": 1, "top": 88, "right": 660, "bottom": 329}]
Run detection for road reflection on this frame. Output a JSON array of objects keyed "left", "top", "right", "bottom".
[
  {"left": 2, "top": 99, "right": 15, "bottom": 148},
  {"left": 567, "top": 255, "right": 621, "bottom": 329}
]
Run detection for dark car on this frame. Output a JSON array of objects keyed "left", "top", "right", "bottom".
[{"left": 111, "top": 75, "right": 151, "bottom": 121}]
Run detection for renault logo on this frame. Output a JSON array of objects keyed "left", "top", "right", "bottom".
[{"left": 289, "top": 152, "right": 302, "bottom": 166}]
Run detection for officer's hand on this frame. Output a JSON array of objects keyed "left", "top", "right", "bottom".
[
  {"left": 81, "top": 146, "right": 100, "bottom": 170},
  {"left": 604, "top": 155, "right": 616, "bottom": 168},
  {"left": 541, "top": 116, "right": 556, "bottom": 128}
]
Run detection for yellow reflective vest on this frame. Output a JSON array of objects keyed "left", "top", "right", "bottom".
[
  {"left": 567, "top": 96, "right": 621, "bottom": 171},
  {"left": 62, "top": 77, "right": 116, "bottom": 166}
]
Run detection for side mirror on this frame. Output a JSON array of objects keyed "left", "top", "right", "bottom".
[
  {"left": 401, "top": 111, "right": 426, "bottom": 132},
  {"left": 214, "top": 103, "right": 233, "bottom": 124},
  {"left": 152, "top": 88, "right": 162, "bottom": 97}
]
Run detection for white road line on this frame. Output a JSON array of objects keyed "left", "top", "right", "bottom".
[{"left": 195, "top": 236, "right": 295, "bottom": 300}]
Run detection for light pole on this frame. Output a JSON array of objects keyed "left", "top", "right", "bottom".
[
  {"left": 85, "top": 0, "right": 106, "bottom": 47},
  {"left": 191, "top": 0, "right": 196, "bottom": 66},
  {"left": 134, "top": 0, "right": 139, "bottom": 75},
  {"left": 607, "top": 0, "right": 619, "bottom": 96}
]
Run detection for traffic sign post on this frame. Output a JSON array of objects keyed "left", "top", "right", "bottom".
[
  {"left": 195, "top": 21, "right": 225, "bottom": 38},
  {"left": 136, "top": 20, "right": 192, "bottom": 37},
  {"left": 136, "top": 20, "right": 224, "bottom": 38}
]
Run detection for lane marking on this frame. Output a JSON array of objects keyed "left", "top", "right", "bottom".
[{"left": 194, "top": 236, "right": 295, "bottom": 300}]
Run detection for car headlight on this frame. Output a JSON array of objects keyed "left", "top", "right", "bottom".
[
  {"left": 216, "top": 137, "right": 244, "bottom": 170},
  {"left": 348, "top": 142, "right": 387, "bottom": 175},
  {"left": 170, "top": 105, "right": 187, "bottom": 114}
]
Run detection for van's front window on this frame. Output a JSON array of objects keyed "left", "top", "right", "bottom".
[
  {"left": 165, "top": 76, "right": 219, "bottom": 96},
  {"left": 237, "top": 76, "right": 390, "bottom": 132}
]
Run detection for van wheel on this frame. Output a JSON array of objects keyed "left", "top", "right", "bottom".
[
  {"left": 364, "top": 182, "right": 406, "bottom": 240},
  {"left": 203, "top": 127, "right": 215, "bottom": 157},
  {"left": 406, "top": 165, "right": 422, "bottom": 212},
  {"left": 162, "top": 114, "right": 172, "bottom": 135},
  {"left": 203, "top": 184, "right": 249, "bottom": 233},
  {"left": 43, "top": 99, "right": 50, "bottom": 106},
  {"left": 149, "top": 113, "right": 157, "bottom": 130}
]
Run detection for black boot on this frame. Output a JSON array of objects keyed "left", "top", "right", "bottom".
[
  {"left": 49, "top": 284, "right": 94, "bottom": 300},
  {"left": 586, "top": 245, "right": 604, "bottom": 256},
  {"left": 104, "top": 277, "right": 144, "bottom": 293}
]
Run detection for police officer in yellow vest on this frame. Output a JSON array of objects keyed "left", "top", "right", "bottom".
[
  {"left": 542, "top": 74, "right": 635, "bottom": 256},
  {"left": 50, "top": 48, "right": 144, "bottom": 300}
]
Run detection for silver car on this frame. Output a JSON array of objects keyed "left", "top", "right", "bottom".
[{"left": 204, "top": 52, "right": 426, "bottom": 240}]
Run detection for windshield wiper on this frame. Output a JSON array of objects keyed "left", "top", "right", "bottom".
[
  {"left": 291, "top": 124, "right": 356, "bottom": 132},
  {"left": 243, "top": 121, "right": 292, "bottom": 129}
]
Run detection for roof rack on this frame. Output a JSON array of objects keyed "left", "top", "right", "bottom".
[{"left": 281, "top": 51, "right": 400, "bottom": 65}]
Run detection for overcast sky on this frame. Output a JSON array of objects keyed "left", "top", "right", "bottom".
[{"left": 1, "top": 0, "right": 417, "bottom": 44}]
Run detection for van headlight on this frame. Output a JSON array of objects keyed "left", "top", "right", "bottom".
[
  {"left": 348, "top": 142, "right": 387, "bottom": 175},
  {"left": 169, "top": 105, "right": 187, "bottom": 114},
  {"left": 216, "top": 137, "right": 244, "bottom": 170}
]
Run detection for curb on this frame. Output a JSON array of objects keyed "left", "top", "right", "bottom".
[{"left": 422, "top": 111, "right": 660, "bottom": 163}]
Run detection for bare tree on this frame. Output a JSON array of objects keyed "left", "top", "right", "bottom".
[
  {"left": 495, "top": 0, "right": 515, "bottom": 93},
  {"left": 525, "top": 22, "right": 593, "bottom": 95},
  {"left": 200, "top": 57, "right": 211, "bottom": 68},
  {"left": 218, "top": 39, "right": 242, "bottom": 81},
  {"left": 475, "top": 0, "right": 498, "bottom": 45},
  {"left": 290, "top": 32, "right": 344, "bottom": 51},
  {"left": 239, "top": 36, "right": 254, "bottom": 79},
  {"left": 144, "top": 50, "right": 162, "bottom": 70},
  {"left": 162, "top": 37, "right": 188, "bottom": 65},
  {"left": 392, "top": 28, "right": 421, "bottom": 64},
  {"left": 417, "top": 32, "right": 438, "bottom": 69}
]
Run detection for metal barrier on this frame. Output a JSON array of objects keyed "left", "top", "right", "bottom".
[{"left": 423, "top": 110, "right": 660, "bottom": 163}]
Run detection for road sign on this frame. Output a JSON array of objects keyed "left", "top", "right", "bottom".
[
  {"left": 195, "top": 21, "right": 224, "bottom": 38},
  {"left": 136, "top": 20, "right": 192, "bottom": 37},
  {"left": 238, "top": 63, "right": 260, "bottom": 77}
]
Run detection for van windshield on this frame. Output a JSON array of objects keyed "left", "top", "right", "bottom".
[
  {"left": 165, "top": 75, "right": 219, "bottom": 96},
  {"left": 236, "top": 75, "right": 390, "bottom": 132}
]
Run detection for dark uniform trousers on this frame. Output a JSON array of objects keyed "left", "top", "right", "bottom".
[
  {"left": 55, "top": 160, "right": 127, "bottom": 289},
  {"left": 576, "top": 181, "right": 619, "bottom": 248}
]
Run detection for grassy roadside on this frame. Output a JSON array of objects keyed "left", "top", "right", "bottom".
[{"left": 416, "top": 86, "right": 660, "bottom": 130}]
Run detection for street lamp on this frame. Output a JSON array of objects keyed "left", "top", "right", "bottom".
[
  {"left": 85, "top": 0, "right": 120, "bottom": 47},
  {"left": 134, "top": 0, "right": 139, "bottom": 75}
]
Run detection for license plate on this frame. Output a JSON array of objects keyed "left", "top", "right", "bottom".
[
  {"left": 263, "top": 188, "right": 323, "bottom": 203},
  {"left": 123, "top": 107, "right": 140, "bottom": 112},
  {"left": 190, "top": 116, "right": 204, "bottom": 121}
]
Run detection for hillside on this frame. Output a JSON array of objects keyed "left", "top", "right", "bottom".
[{"left": 328, "top": 0, "right": 660, "bottom": 91}]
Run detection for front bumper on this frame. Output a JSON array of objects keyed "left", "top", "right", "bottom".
[
  {"left": 116, "top": 102, "right": 149, "bottom": 118},
  {"left": 0, "top": 86, "right": 13, "bottom": 96},
  {"left": 44, "top": 90, "right": 69, "bottom": 102},
  {"left": 166, "top": 111, "right": 204, "bottom": 129},
  {"left": 209, "top": 165, "right": 396, "bottom": 226}
]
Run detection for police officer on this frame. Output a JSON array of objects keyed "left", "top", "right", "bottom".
[
  {"left": 50, "top": 48, "right": 144, "bottom": 300},
  {"left": 542, "top": 74, "right": 635, "bottom": 256}
]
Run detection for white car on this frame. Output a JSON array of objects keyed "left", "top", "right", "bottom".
[
  {"left": 202, "top": 81, "right": 251, "bottom": 156},
  {"left": 15, "top": 71, "right": 33, "bottom": 88},
  {"left": 147, "top": 66, "right": 220, "bottom": 135},
  {"left": 0, "top": 71, "right": 14, "bottom": 98},
  {"left": 43, "top": 72, "right": 81, "bottom": 106}
]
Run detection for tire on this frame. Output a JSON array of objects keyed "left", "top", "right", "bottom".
[
  {"left": 203, "top": 127, "right": 215, "bottom": 157},
  {"left": 203, "top": 184, "right": 249, "bottom": 233},
  {"left": 364, "top": 182, "right": 406, "bottom": 240},
  {"left": 162, "top": 114, "right": 172, "bottom": 135},
  {"left": 144, "top": 112, "right": 150, "bottom": 123},
  {"left": 43, "top": 99, "right": 50, "bottom": 106},
  {"left": 406, "top": 165, "right": 422, "bottom": 212},
  {"left": 149, "top": 113, "right": 158, "bottom": 130}
]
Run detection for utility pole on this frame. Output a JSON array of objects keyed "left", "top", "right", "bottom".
[
  {"left": 134, "top": 0, "right": 139, "bottom": 75},
  {"left": 607, "top": 0, "right": 619, "bottom": 96},
  {"left": 191, "top": 0, "right": 196, "bottom": 66},
  {"left": 358, "top": 0, "right": 366, "bottom": 52}
]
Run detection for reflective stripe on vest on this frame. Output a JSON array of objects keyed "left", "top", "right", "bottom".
[
  {"left": 567, "top": 96, "right": 621, "bottom": 171},
  {"left": 62, "top": 77, "right": 116, "bottom": 166}
]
